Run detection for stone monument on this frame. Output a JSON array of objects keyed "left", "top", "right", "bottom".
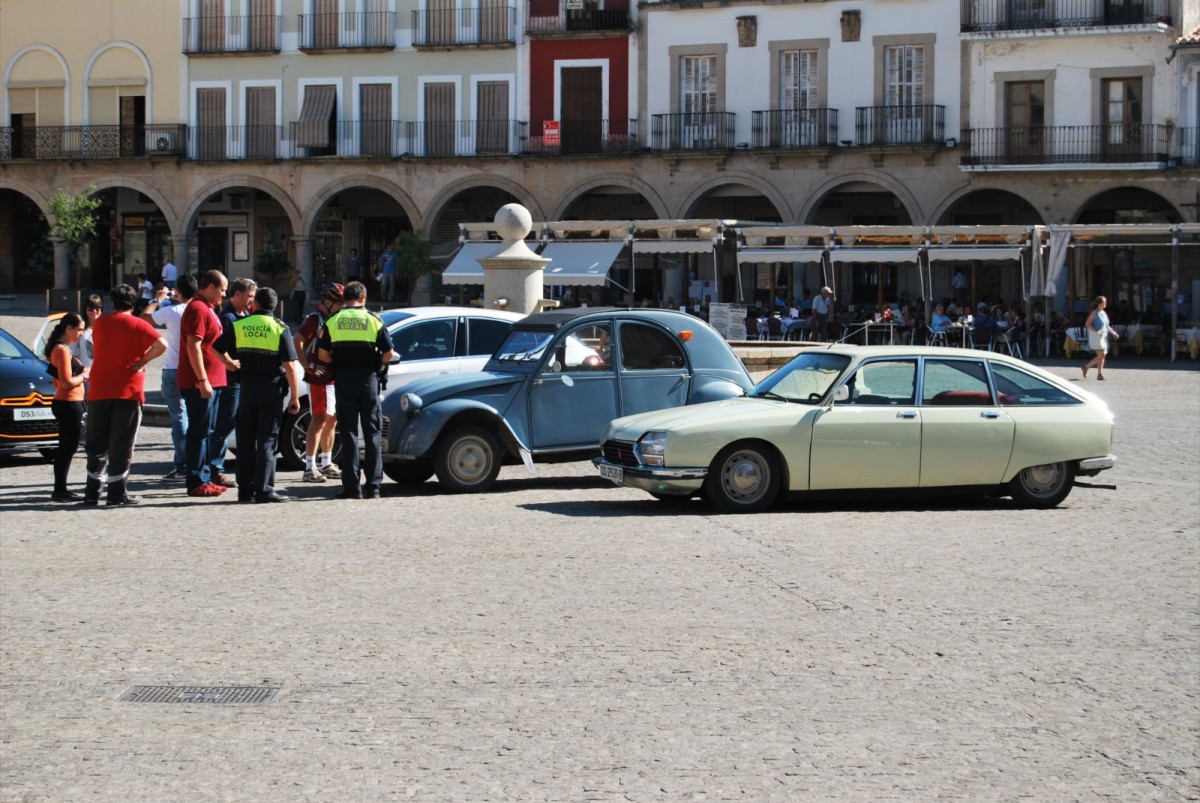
[{"left": 476, "top": 203, "right": 553, "bottom": 316}]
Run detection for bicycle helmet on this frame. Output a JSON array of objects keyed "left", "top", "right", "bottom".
[{"left": 320, "top": 281, "right": 345, "bottom": 302}]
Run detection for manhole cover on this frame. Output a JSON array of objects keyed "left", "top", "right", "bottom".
[{"left": 119, "top": 686, "right": 279, "bottom": 704}]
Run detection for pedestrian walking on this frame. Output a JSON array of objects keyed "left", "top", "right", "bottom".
[
  {"left": 161, "top": 256, "right": 179, "bottom": 289},
  {"left": 216, "top": 287, "right": 302, "bottom": 503},
  {"left": 141, "top": 274, "right": 198, "bottom": 482},
  {"left": 209, "top": 277, "right": 257, "bottom": 487},
  {"left": 345, "top": 248, "right": 363, "bottom": 283},
  {"left": 1083, "top": 295, "right": 1119, "bottom": 381},
  {"left": 316, "top": 281, "right": 394, "bottom": 499},
  {"left": 82, "top": 284, "right": 167, "bottom": 506},
  {"left": 295, "top": 282, "right": 344, "bottom": 483},
  {"left": 43, "top": 313, "right": 89, "bottom": 502},
  {"left": 377, "top": 243, "right": 397, "bottom": 304},
  {"left": 179, "top": 270, "right": 237, "bottom": 498}
]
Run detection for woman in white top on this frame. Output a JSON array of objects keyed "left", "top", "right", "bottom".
[{"left": 1083, "top": 295, "right": 1119, "bottom": 380}]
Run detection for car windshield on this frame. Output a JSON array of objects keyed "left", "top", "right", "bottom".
[
  {"left": 380, "top": 310, "right": 415, "bottom": 328},
  {"left": 752, "top": 351, "right": 851, "bottom": 403},
  {"left": 493, "top": 328, "right": 556, "bottom": 363},
  {"left": 0, "top": 328, "right": 34, "bottom": 360}
]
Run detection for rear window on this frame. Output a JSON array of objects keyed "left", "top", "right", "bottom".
[
  {"left": 990, "top": 362, "right": 1081, "bottom": 405},
  {"left": 466, "top": 317, "right": 513, "bottom": 356},
  {"left": 922, "top": 359, "right": 992, "bottom": 406}
]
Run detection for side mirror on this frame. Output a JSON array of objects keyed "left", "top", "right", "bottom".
[
  {"left": 832, "top": 385, "right": 850, "bottom": 403},
  {"left": 389, "top": 353, "right": 401, "bottom": 365}
]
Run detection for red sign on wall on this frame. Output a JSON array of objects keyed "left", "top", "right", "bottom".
[{"left": 543, "top": 120, "right": 561, "bottom": 146}]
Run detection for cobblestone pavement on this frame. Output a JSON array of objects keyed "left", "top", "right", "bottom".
[{"left": 1, "top": 304, "right": 1198, "bottom": 801}]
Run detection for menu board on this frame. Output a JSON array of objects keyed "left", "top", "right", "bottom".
[{"left": 708, "top": 302, "right": 747, "bottom": 341}]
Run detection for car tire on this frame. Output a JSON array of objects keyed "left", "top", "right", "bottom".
[
  {"left": 434, "top": 426, "right": 502, "bottom": 493},
  {"left": 279, "top": 400, "right": 341, "bottom": 471},
  {"left": 383, "top": 461, "right": 434, "bottom": 485},
  {"left": 704, "top": 441, "right": 780, "bottom": 514},
  {"left": 1007, "top": 461, "right": 1075, "bottom": 509}
]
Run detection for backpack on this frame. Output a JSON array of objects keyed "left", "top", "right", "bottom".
[{"left": 301, "top": 311, "right": 332, "bottom": 384}]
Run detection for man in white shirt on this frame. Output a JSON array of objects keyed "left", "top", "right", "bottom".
[
  {"left": 161, "top": 256, "right": 179, "bottom": 289},
  {"left": 811, "top": 286, "right": 834, "bottom": 341},
  {"left": 141, "top": 273, "right": 197, "bottom": 482}
]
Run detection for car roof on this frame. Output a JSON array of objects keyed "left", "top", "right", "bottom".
[
  {"left": 515, "top": 307, "right": 701, "bottom": 330},
  {"left": 380, "top": 306, "right": 525, "bottom": 325}
]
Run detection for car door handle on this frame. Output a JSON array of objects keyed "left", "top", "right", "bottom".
[
  {"left": 981, "top": 411, "right": 1000, "bottom": 419},
  {"left": 532, "top": 378, "right": 543, "bottom": 386},
  {"left": 897, "top": 410, "right": 917, "bottom": 419}
]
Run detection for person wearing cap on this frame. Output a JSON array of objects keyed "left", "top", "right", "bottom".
[
  {"left": 811, "top": 286, "right": 834, "bottom": 342},
  {"left": 295, "top": 281, "right": 345, "bottom": 482}
]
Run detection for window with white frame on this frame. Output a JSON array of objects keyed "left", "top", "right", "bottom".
[{"left": 885, "top": 45, "right": 924, "bottom": 109}]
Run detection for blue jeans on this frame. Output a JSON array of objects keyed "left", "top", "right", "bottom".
[
  {"left": 209, "top": 382, "right": 240, "bottom": 474},
  {"left": 161, "top": 368, "right": 187, "bottom": 473},
  {"left": 181, "top": 387, "right": 216, "bottom": 490}
]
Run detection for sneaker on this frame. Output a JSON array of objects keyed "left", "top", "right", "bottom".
[
  {"left": 319, "top": 464, "right": 342, "bottom": 479},
  {"left": 162, "top": 469, "right": 187, "bottom": 483},
  {"left": 213, "top": 472, "right": 237, "bottom": 488},
  {"left": 303, "top": 468, "right": 327, "bottom": 483},
  {"left": 187, "top": 483, "right": 224, "bottom": 498}
]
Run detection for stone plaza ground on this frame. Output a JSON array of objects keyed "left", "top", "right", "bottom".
[{"left": 1, "top": 301, "right": 1198, "bottom": 801}]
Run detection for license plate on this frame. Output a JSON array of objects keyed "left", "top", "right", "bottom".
[
  {"left": 599, "top": 463, "right": 623, "bottom": 484},
  {"left": 15, "top": 407, "right": 53, "bottom": 421}
]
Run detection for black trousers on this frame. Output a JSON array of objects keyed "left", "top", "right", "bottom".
[
  {"left": 51, "top": 399, "right": 84, "bottom": 493},
  {"left": 84, "top": 398, "right": 141, "bottom": 503},
  {"left": 235, "top": 376, "right": 284, "bottom": 499},
  {"left": 334, "top": 372, "right": 382, "bottom": 494}
]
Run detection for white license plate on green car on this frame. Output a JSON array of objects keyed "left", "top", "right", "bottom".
[{"left": 599, "top": 463, "right": 623, "bottom": 484}]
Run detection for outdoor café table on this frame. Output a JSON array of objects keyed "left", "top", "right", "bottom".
[
  {"left": 1063, "top": 326, "right": 1087, "bottom": 358},
  {"left": 862, "top": 319, "right": 898, "bottom": 345},
  {"left": 1177, "top": 326, "right": 1200, "bottom": 359},
  {"left": 947, "top": 322, "right": 972, "bottom": 348}
]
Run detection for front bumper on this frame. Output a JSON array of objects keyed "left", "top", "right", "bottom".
[
  {"left": 1077, "top": 454, "right": 1117, "bottom": 476},
  {"left": 592, "top": 456, "right": 707, "bottom": 496}
]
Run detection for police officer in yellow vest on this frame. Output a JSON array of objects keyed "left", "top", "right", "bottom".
[
  {"left": 216, "top": 287, "right": 302, "bottom": 502},
  {"left": 316, "top": 281, "right": 394, "bottom": 499}
]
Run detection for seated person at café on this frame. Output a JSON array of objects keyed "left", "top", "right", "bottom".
[
  {"left": 973, "top": 304, "right": 1000, "bottom": 335},
  {"left": 931, "top": 304, "right": 953, "bottom": 333}
]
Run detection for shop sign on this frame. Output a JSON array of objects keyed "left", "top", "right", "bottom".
[
  {"left": 123, "top": 216, "right": 147, "bottom": 227},
  {"left": 199, "top": 213, "right": 248, "bottom": 228},
  {"left": 543, "top": 120, "right": 560, "bottom": 146}
]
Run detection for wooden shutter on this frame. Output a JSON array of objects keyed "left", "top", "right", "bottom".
[
  {"left": 426, "top": 0, "right": 454, "bottom": 44},
  {"left": 247, "top": 86, "right": 276, "bottom": 158},
  {"left": 481, "top": 0, "right": 509, "bottom": 43},
  {"left": 314, "top": 0, "right": 338, "bottom": 48},
  {"left": 425, "top": 82, "right": 455, "bottom": 156},
  {"left": 360, "top": 83, "right": 392, "bottom": 157},
  {"left": 476, "top": 81, "right": 509, "bottom": 153},
  {"left": 248, "top": 0, "right": 274, "bottom": 51},
  {"left": 200, "top": 0, "right": 225, "bottom": 52},
  {"left": 561, "top": 67, "right": 602, "bottom": 154},
  {"left": 196, "top": 87, "right": 226, "bottom": 159}
]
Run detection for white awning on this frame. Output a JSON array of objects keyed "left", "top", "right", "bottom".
[
  {"left": 541, "top": 241, "right": 625, "bottom": 286},
  {"left": 632, "top": 239, "right": 715, "bottom": 254},
  {"left": 829, "top": 249, "right": 921, "bottom": 264},
  {"left": 440, "top": 243, "right": 496, "bottom": 284},
  {"left": 295, "top": 85, "right": 336, "bottom": 148},
  {"left": 737, "top": 248, "right": 824, "bottom": 265},
  {"left": 928, "top": 247, "right": 1023, "bottom": 262}
]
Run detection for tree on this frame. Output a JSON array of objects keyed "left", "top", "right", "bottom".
[
  {"left": 391, "top": 230, "right": 434, "bottom": 304},
  {"left": 46, "top": 185, "right": 102, "bottom": 289}
]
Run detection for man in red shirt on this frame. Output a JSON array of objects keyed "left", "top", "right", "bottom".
[
  {"left": 83, "top": 284, "right": 167, "bottom": 506},
  {"left": 178, "top": 269, "right": 236, "bottom": 497}
]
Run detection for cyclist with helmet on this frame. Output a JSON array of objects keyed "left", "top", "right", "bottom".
[{"left": 294, "top": 281, "right": 344, "bottom": 482}]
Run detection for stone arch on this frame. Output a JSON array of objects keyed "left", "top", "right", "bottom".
[
  {"left": 548, "top": 174, "right": 669, "bottom": 220},
  {"left": 676, "top": 172, "right": 792, "bottom": 221},
  {"left": 82, "top": 42, "right": 152, "bottom": 123},
  {"left": 1068, "top": 186, "right": 1183, "bottom": 225},
  {"left": 931, "top": 184, "right": 1044, "bottom": 226},
  {"left": 3, "top": 44, "right": 71, "bottom": 123},
  {"left": 302, "top": 174, "right": 421, "bottom": 235},
  {"left": 799, "top": 171, "right": 923, "bottom": 224},
  {"left": 87, "top": 176, "right": 178, "bottom": 234},
  {"left": 180, "top": 175, "right": 302, "bottom": 236},
  {"left": 424, "top": 175, "right": 544, "bottom": 226},
  {"left": 0, "top": 177, "right": 51, "bottom": 221}
]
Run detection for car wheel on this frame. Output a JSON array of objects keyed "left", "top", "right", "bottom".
[
  {"left": 1007, "top": 461, "right": 1076, "bottom": 509},
  {"left": 705, "top": 442, "right": 780, "bottom": 513},
  {"left": 383, "top": 461, "right": 434, "bottom": 485},
  {"left": 279, "top": 401, "right": 341, "bottom": 471},
  {"left": 434, "top": 426, "right": 502, "bottom": 493}
]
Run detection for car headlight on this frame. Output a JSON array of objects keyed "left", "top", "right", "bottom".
[
  {"left": 399, "top": 392, "right": 423, "bottom": 415},
  {"left": 636, "top": 431, "right": 667, "bottom": 467}
]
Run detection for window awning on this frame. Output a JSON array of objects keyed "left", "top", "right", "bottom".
[
  {"left": 295, "top": 85, "right": 336, "bottom": 148},
  {"left": 440, "top": 242, "right": 496, "bottom": 284},
  {"left": 829, "top": 249, "right": 920, "bottom": 264},
  {"left": 541, "top": 241, "right": 625, "bottom": 286},
  {"left": 928, "top": 247, "right": 1023, "bottom": 262},
  {"left": 631, "top": 240, "right": 715, "bottom": 254},
  {"left": 737, "top": 248, "right": 824, "bottom": 265}
]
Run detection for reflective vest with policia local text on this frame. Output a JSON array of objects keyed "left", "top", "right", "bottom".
[
  {"left": 326, "top": 306, "right": 386, "bottom": 372},
  {"left": 231, "top": 312, "right": 289, "bottom": 377}
]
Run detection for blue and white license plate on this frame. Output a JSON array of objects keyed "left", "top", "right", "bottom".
[
  {"left": 599, "top": 463, "right": 623, "bottom": 484},
  {"left": 15, "top": 407, "right": 53, "bottom": 421}
]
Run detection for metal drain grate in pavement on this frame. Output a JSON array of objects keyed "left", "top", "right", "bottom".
[{"left": 119, "top": 686, "right": 279, "bottom": 704}]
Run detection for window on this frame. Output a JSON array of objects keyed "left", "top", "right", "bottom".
[
  {"left": 921, "top": 359, "right": 992, "bottom": 405},
  {"left": 618, "top": 322, "right": 685, "bottom": 371},
  {"left": 466, "top": 317, "right": 512, "bottom": 356},
  {"left": 885, "top": 45, "right": 924, "bottom": 109},
  {"left": 680, "top": 55, "right": 717, "bottom": 116},
  {"left": 781, "top": 50, "right": 817, "bottom": 112},
  {"left": 989, "top": 363, "right": 1080, "bottom": 406},
  {"left": 245, "top": 86, "right": 276, "bottom": 159},
  {"left": 360, "top": 83, "right": 392, "bottom": 158},
  {"left": 476, "top": 81, "right": 510, "bottom": 153},
  {"left": 550, "top": 324, "right": 612, "bottom": 372},
  {"left": 424, "top": 82, "right": 456, "bottom": 156},
  {"left": 1005, "top": 80, "right": 1045, "bottom": 159},
  {"left": 838, "top": 359, "right": 916, "bottom": 406},
  {"left": 1103, "top": 77, "right": 1142, "bottom": 150},
  {"left": 392, "top": 319, "right": 457, "bottom": 361},
  {"left": 196, "top": 87, "right": 227, "bottom": 159}
]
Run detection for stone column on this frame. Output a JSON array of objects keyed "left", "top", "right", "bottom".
[
  {"left": 171, "top": 235, "right": 190, "bottom": 275},
  {"left": 52, "top": 236, "right": 71, "bottom": 288},
  {"left": 475, "top": 204, "right": 551, "bottom": 316},
  {"left": 293, "top": 236, "right": 314, "bottom": 291}
]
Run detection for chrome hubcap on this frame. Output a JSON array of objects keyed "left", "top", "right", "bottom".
[
  {"left": 1021, "top": 463, "right": 1065, "bottom": 497},
  {"left": 450, "top": 439, "right": 490, "bottom": 483},
  {"left": 723, "top": 451, "right": 768, "bottom": 500}
]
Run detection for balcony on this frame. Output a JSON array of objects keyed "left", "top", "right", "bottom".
[
  {"left": 1179, "top": 128, "right": 1199, "bottom": 167},
  {"left": 183, "top": 15, "right": 280, "bottom": 54},
  {"left": 406, "top": 120, "right": 526, "bottom": 156},
  {"left": 650, "top": 113, "right": 736, "bottom": 150},
  {"left": 960, "top": 0, "right": 1172, "bottom": 33},
  {"left": 960, "top": 124, "right": 1173, "bottom": 167},
  {"left": 526, "top": 6, "right": 631, "bottom": 34},
  {"left": 523, "top": 119, "right": 639, "bottom": 155},
  {"left": 298, "top": 11, "right": 396, "bottom": 50},
  {"left": 855, "top": 105, "right": 945, "bottom": 146},
  {"left": 751, "top": 109, "right": 838, "bottom": 148},
  {"left": 288, "top": 120, "right": 406, "bottom": 158},
  {"left": 0, "top": 124, "right": 187, "bottom": 160},
  {"left": 412, "top": 4, "right": 516, "bottom": 47},
  {"left": 189, "top": 126, "right": 282, "bottom": 161}
]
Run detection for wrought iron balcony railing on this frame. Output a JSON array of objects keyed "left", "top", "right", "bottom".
[
  {"left": 299, "top": 11, "right": 396, "bottom": 50},
  {"left": 289, "top": 120, "right": 406, "bottom": 158},
  {"left": 412, "top": 4, "right": 516, "bottom": 46},
  {"left": 855, "top": 105, "right": 945, "bottom": 146},
  {"left": 406, "top": 119, "right": 527, "bottom": 156},
  {"left": 1179, "top": 128, "right": 1199, "bottom": 166},
  {"left": 960, "top": 124, "right": 1173, "bottom": 166},
  {"left": 189, "top": 125, "right": 282, "bottom": 160},
  {"left": 751, "top": 108, "right": 838, "bottom": 148},
  {"left": 0, "top": 124, "right": 188, "bottom": 160},
  {"left": 650, "top": 112, "right": 736, "bottom": 150},
  {"left": 183, "top": 14, "right": 280, "bottom": 54},
  {"left": 526, "top": 6, "right": 631, "bottom": 33},
  {"left": 960, "top": 0, "right": 1172, "bottom": 32},
  {"left": 523, "top": 119, "right": 639, "bottom": 155}
]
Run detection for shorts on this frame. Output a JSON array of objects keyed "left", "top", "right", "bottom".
[{"left": 309, "top": 382, "right": 336, "bottom": 417}]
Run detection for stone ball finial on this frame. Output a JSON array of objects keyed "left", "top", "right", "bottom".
[{"left": 494, "top": 203, "right": 532, "bottom": 241}]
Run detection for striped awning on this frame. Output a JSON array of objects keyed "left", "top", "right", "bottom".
[{"left": 295, "top": 85, "right": 336, "bottom": 148}]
